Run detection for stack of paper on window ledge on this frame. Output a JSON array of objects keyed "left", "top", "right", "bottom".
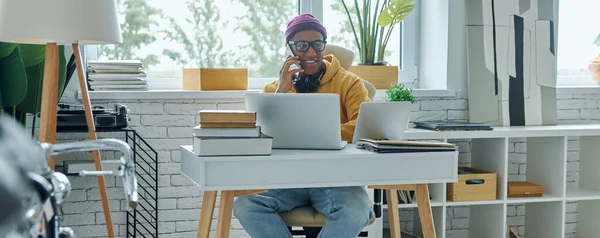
[
  {"left": 87, "top": 60, "right": 148, "bottom": 91},
  {"left": 192, "top": 110, "right": 273, "bottom": 156},
  {"left": 357, "top": 138, "right": 457, "bottom": 153}
]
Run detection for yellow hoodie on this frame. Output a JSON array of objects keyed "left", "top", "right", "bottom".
[{"left": 262, "top": 54, "right": 371, "bottom": 143}]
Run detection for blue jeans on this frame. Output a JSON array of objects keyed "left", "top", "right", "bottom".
[{"left": 233, "top": 186, "right": 374, "bottom": 238}]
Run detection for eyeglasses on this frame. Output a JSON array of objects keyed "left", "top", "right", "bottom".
[{"left": 288, "top": 40, "right": 327, "bottom": 52}]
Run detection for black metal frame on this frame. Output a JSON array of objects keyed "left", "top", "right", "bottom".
[{"left": 123, "top": 129, "right": 158, "bottom": 238}]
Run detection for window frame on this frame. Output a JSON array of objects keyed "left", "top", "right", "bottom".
[{"left": 84, "top": 0, "right": 422, "bottom": 90}]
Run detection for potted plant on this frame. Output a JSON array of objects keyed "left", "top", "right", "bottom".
[
  {"left": 340, "top": 0, "right": 415, "bottom": 89},
  {"left": 385, "top": 83, "right": 415, "bottom": 103}
]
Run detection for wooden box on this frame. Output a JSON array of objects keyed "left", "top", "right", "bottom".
[
  {"left": 447, "top": 167, "right": 497, "bottom": 202},
  {"left": 348, "top": 65, "right": 398, "bottom": 89},
  {"left": 507, "top": 181, "right": 544, "bottom": 198},
  {"left": 183, "top": 68, "right": 248, "bottom": 90}
]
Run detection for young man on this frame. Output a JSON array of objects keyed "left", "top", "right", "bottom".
[{"left": 233, "top": 14, "right": 374, "bottom": 238}]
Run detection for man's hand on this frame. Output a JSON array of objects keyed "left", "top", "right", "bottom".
[{"left": 276, "top": 55, "right": 303, "bottom": 93}]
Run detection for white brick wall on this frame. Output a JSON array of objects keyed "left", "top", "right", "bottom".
[{"left": 54, "top": 89, "right": 599, "bottom": 237}]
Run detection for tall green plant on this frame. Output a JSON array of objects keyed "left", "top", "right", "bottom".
[
  {"left": 0, "top": 42, "right": 69, "bottom": 125},
  {"left": 340, "top": 0, "right": 415, "bottom": 65}
]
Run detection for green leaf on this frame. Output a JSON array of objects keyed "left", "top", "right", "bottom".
[
  {"left": 17, "top": 45, "right": 67, "bottom": 114},
  {"left": 386, "top": 83, "right": 416, "bottom": 103},
  {"left": 0, "top": 45, "right": 28, "bottom": 107},
  {"left": 377, "top": 0, "right": 415, "bottom": 28},
  {"left": 19, "top": 44, "right": 46, "bottom": 67},
  {"left": 16, "top": 60, "right": 44, "bottom": 114},
  {"left": 0, "top": 43, "right": 18, "bottom": 58}
]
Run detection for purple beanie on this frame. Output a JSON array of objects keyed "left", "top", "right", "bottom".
[{"left": 285, "top": 14, "right": 327, "bottom": 42}]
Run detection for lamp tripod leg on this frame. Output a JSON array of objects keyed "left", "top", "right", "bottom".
[
  {"left": 39, "top": 43, "right": 60, "bottom": 168},
  {"left": 72, "top": 43, "right": 115, "bottom": 238}
]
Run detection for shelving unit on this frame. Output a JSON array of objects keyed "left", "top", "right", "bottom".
[{"left": 380, "top": 124, "right": 600, "bottom": 238}]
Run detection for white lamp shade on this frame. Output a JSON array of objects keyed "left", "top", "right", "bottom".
[{"left": 0, "top": 0, "right": 122, "bottom": 45}]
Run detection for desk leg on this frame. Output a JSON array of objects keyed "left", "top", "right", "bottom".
[
  {"left": 385, "top": 189, "right": 401, "bottom": 238},
  {"left": 415, "top": 184, "right": 436, "bottom": 238},
  {"left": 216, "top": 191, "right": 236, "bottom": 238},
  {"left": 197, "top": 191, "right": 217, "bottom": 238}
]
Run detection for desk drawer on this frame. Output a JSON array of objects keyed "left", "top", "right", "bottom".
[{"left": 180, "top": 146, "right": 458, "bottom": 191}]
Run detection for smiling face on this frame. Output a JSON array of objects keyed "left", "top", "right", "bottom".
[{"left": 289, "top": 30, "right": 326, "bottom": 75}]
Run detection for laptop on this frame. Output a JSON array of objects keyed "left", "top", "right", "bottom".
[
  {"left": 352, "top": 102, "right": 412, "bottom": 143},
  {"left": 244, "top": 93, "right": 347, "bottom": 150}
]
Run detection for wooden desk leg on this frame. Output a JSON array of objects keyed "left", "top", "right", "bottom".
[
  {"left": 216, "top": 191, "right": 236, "bottom": 238},
  {"left": 415, "top": 184, "right": 436, "bottom": 238},
  {"left": 197, "top": 191, "right": 217, "bottom": 238},
  {"left": 386, "top": 189, "right": 401, "bottom": 238}
]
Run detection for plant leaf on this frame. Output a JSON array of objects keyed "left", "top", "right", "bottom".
[
  {"left": 16, "top": 60, "right": 44, "bottom": 114},
  {"left": 19, "top": 44, "right": 47, "bottom": 67},
  {"left": 0, "top": 43, "right": 17, "bottom": 58},
  {"left": 0, "top": 45, "right": 28, "bottom": 107},
  {"left": 377, "top": 0, "right": 415, "bottom": 28},
  {"left": 17, "top": 45, "right": 67, "bottom": 114}
]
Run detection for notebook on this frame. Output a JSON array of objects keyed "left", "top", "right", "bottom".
[{"left": 413, "top": 120, "right": 492, "bottom": 131}]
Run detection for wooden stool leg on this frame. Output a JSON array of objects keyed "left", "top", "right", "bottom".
[
  {"left": 197, "top": 191, "right": 217, "bottom": 238},
  {"left": 216, "top": 191, "right": 236, "bottom": 238},
  {"left": 415, "top": 184, "right": 436, "bottom": 238},
  {"left": 386, "top": 189, "right": 401, "bottom": 238}
]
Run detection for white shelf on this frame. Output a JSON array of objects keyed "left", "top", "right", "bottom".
[
  {"left": 387, "top": 126, "right": 600, "bottom": 238},
  {"left": 404, "top": 124, "right": 600, "bottom": 140},
  {"left": 565, "top": 186, "right": 600, "bottom": 201},
  {"left": 382, "top": 199, "right": 444, "bottom": 209},
  {"left": 506, "top": 193, "right": 563, "bottom": 204},
  {"left": 446, "top": 199, "right": 505, "bottom": 206}
]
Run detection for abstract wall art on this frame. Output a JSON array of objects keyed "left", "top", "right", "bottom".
[{"left": 466, "top": 0, "right": 557, "bottom": 126}]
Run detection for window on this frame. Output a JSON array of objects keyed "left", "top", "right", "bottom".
[
  {"left": 557, "top": 0, "right": 600, "bottom": 86},
  {"left": 320, "top": 1, "right": 417, "bottom": 86},
  {"left": 87, "top": 0, "right": 419, "bottom": 90}
]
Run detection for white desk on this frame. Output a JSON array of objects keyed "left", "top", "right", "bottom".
[{"left": 180, "top": 144, "right": 458, "bottom": 238}]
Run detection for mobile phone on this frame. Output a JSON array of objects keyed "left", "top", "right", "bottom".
[{"left": 286, "top": 44, "right": 302, "bottom": 71}]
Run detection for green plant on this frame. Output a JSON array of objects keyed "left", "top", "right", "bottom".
[
  {"left": 386, "top": 83, "right": 415, "bottom": 103},
  {"left": 0, "top": 42, "right": 71, "bottom": 125},
  {"left": 340, "top": 0, "right": 415, "bottom": 65}
]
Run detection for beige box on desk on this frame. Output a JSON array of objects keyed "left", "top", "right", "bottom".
[{"left": 183, "top": 68, "right": 248, "bottom": 90}]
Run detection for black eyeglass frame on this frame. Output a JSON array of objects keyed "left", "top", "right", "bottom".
[{"left": 288, "top": 40, "right": 327, "bottom": 52}]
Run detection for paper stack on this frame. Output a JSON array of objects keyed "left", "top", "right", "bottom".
[
  {"left": 87, "top": 60, "right": 148, "bottom": 91},
  {"left": 192, "top": 110, "right": 273, "bottom": 156}
]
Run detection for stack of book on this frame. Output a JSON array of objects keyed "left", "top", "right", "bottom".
[
  {"left": 87, "top": 60, "right": 148, "bottom": 91},
  {"left": 192, "top": 110, "right": 273, "bottom": 156},
  {"left": 356, "top": 138, "right": 457, "bottom": 153}
]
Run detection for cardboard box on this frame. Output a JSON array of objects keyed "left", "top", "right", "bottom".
[
  {"left": 507, "top": 181, "right": 544, "bottom": 198},
  {"left": 348, "top": 65, "right": 398, "bottom": 89},
  {"left": 183, "top": 68, "right": 248, "bottom": 90},
  {"left": 447, "top": 167, "right": 497, "bottom": 202}
]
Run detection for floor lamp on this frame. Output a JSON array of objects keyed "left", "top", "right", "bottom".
[{"left": 0, "top": 1, "right": 123, "bottom": 237}]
